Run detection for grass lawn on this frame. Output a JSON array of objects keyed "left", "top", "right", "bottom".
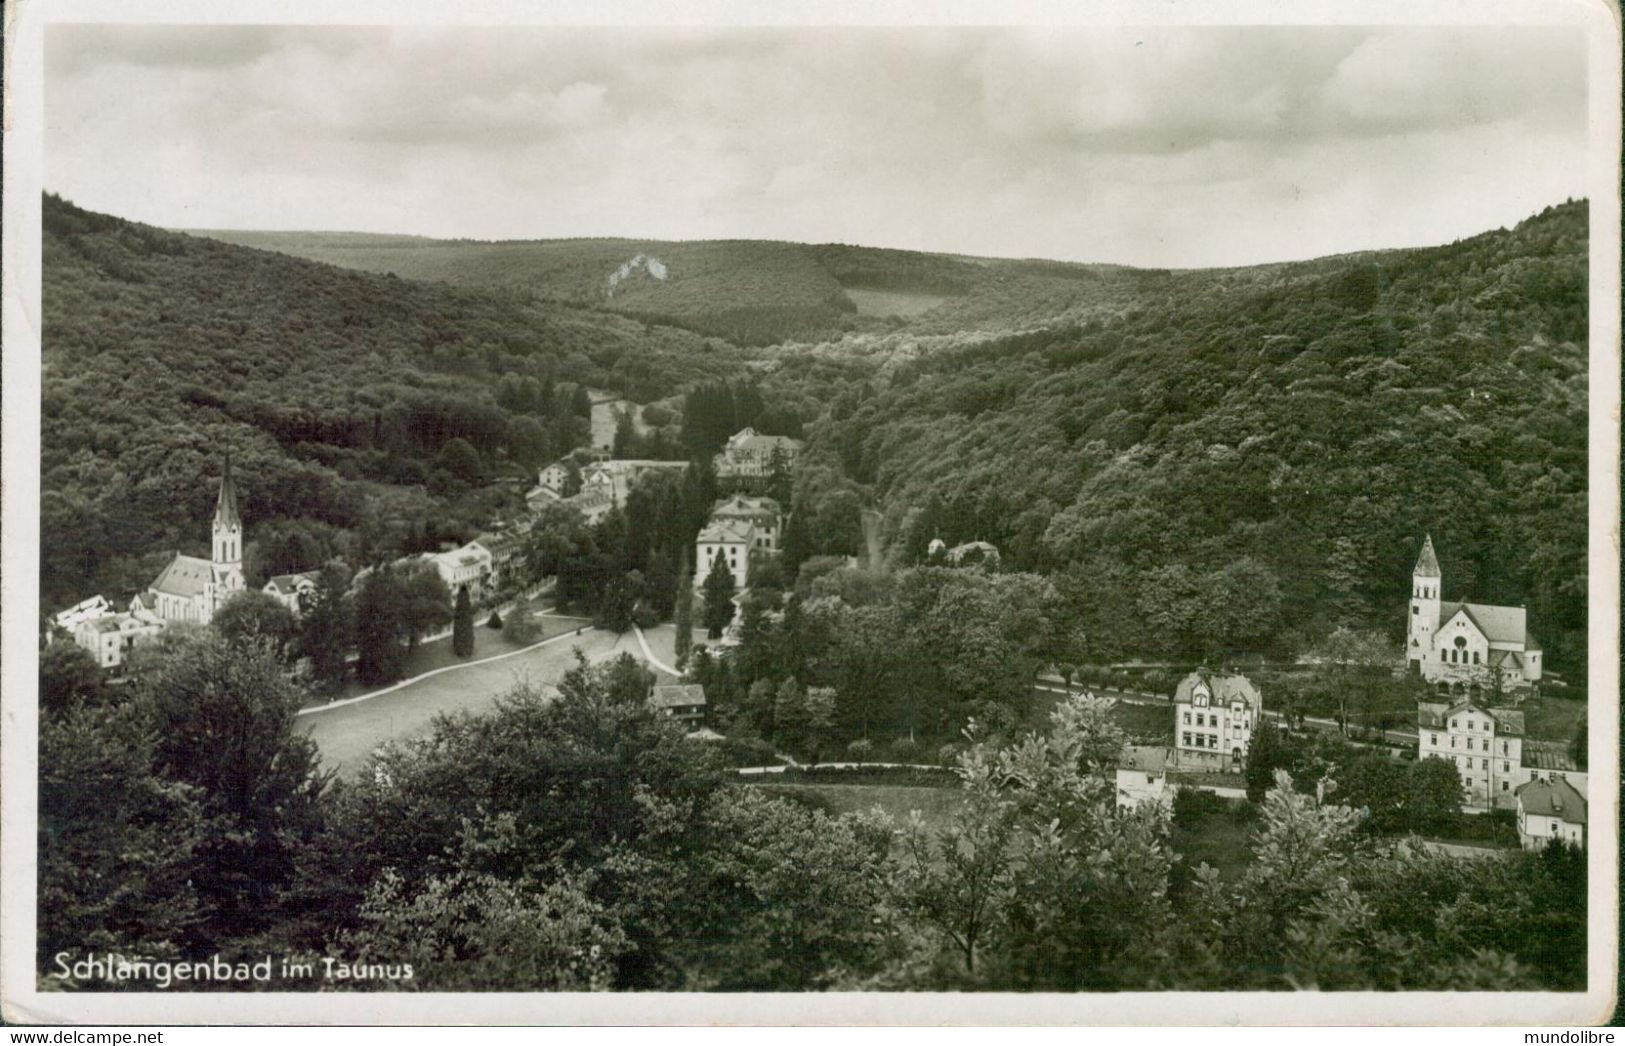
[
  {"left": 1024, "top": 687, "right": 1173, "bottom": 744},
  {"left": 332, "top": 603, "right": 591, "bottom": 702},
  {"left": 1110, "top": 700, "right": 1174, "bottom": 743},
  {"left": 1518, "top": 694, "right": 1585, "bottom": 743}
]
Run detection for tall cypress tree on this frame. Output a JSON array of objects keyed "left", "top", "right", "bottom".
[
  {"left": 674, "top": 556, "right": 694, "bottom": 668},
  {"left": 701, "top": 550, "right": 737, "bottom": 639},
  {"left": 452, "top": 584, "right": 475, "bottom": 658}
]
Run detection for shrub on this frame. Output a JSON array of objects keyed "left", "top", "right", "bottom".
[
  {"left": 936, "top": 743, "right": 961, "bottom": 767},
  {"left": 485, "top": 609, "right": 503, "bottom": 629},
  {"left": 503, "top": 603, "right": 542, "bottom": 645},
  {"left": 890, "top": 737, "right": 919, "bottom": 762},
  {"left": 846, "top": 738, "right": 874, "bottom": 761},
  {"left": 715, "top": 735, "right": 780, "bottom": 768}
]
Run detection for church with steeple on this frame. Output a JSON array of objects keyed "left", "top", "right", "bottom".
[
  {"left": 137, "top": 455, "right": 246, "bottom": 626},
  {"left": 1407, "top": 534, "right": 1542, "bottom": 693}
]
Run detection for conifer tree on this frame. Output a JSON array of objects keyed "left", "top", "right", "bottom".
[
  {"left": 701, "top": 550, "right": 737, "bottom": 639},
  {"left": 674, "top": 556, "right": 694, "bottom": 668},
  {"left": 452, "top": 584, "right": 475, "bottom": 658}
]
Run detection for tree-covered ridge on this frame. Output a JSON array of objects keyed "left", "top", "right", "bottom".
[
  {"left": 781, "top": 200, "right": 1589, "bottom": 673},
  {"left": 193, "top": 228, "right": 1152, "bottom": 346},
  {"left": 40, "top": 193, "right": 751, "bottom": 607}
]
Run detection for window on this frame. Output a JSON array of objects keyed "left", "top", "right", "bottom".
[
  {"left": 1473, "top": 651, "right": 1481, "bottom": 665},
  {"left": 1182, "top": 712, "right": 1190, "bottom": 725},
  {"left": 1182, "top": 733, "right": 1191, "bottom": 746},
  {"left": 1412, "top": 605, "right": 1418, "bottom": 615},
  {"left": 1430, "top": 734, "right": 1438, "bottom": 745},
  {"left": 1502, "top": 781, "right": 1509, "bottom": 792},
  {"left": 1502, "top": 762, "right": 1510, "bottom": 772},
  {"left": 1481, "top": 759, "right": 1488, "bottom": 770},
  {"left": 1451, "top": 719, "right": 1458, "bottom": 728},
  {"left": 1450, "top": 737, "right": 1457, "bottom": 748},
  {"left": 1501, "top": 741, "right": 1509, "bottom": 755}
]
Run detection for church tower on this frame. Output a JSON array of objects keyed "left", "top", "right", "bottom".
[
  {"left": 210, "top": 454, "right": 245, "bottom": 611},
  {"left": 1408, "top": 534, "right": 1441, "bottom": 673}
]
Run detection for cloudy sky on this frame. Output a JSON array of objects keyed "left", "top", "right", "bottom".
[{"left": 45, "top": 24, "right": 1587, "bottom": 267}]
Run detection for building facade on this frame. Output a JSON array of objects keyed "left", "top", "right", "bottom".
[
  {"left": 1514, "top": 778, "right": 1586, "bottom": 849},
  {"left": 710, "top": 493, "right": 782, "bottom": 550},
  {"left": 713, "top": 428, "right": 803, "bottom": 482},
  {"left": 144, "top": 457, "right": 246, "bottom": 626},
  {"left": 695, "top": 519, "right": 753, "bottom": 591},
  {"left": 1416, "top": 699, "right": 1525, "bottom": 809},
  {"left": 263, "top": 571, "right": 320, "bottom": 614},
  {"left": 1172, "top": 672, "right": 1261, "bottom": 770},
  {"left": 1408, "top": 534, "right": 1542, "bottom": 693},
  {"left": 1115, "top": 745, "right": 1173, "bottom": 811},
  {"left": 73, "top": 611, "right": 164, "bottom": 670}
]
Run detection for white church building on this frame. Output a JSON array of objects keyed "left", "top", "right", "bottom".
[
  {"left": 1407, "top": 534, "right": 1542, "bottom": 694},
  {"left": 140, "top": 456, "right": 247, "bottom": 626}
]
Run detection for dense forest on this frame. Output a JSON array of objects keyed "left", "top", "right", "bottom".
[
  {"left": 40, "top": 194, "right": 751, "bottom": 608},
  {"left": 765, "top": 201, "right": 1591, "bottom": 678},
  {"left": 46, "top": 195, "right": 1589, "bottom": 682}
]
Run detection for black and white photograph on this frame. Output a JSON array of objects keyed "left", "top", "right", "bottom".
[{"left": 1, "top": 0, "right": 1618, "bottom": 1027}]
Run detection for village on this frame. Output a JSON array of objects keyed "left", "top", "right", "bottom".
[{"left": 45, "top": 412, "right": 1585, "bottom": 858}]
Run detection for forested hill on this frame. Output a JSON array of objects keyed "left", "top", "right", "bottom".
[
  {"left": 775, "top": 200, "right": 1590, "bottom": 675},
  {"left": 192, "top": 228, "right": 1146, "bottom": 346},
  {"left": 40, "top": 193, "right": 749, "bottom": 608}
]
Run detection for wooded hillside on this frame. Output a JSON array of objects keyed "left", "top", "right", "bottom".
[{"left": 41, "top": 194, "right": 749, "bottom": 607}]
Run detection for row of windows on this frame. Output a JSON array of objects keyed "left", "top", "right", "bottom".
[
  {"left": 1443, "top": 648, "right": 1481, "bottom": 665},
  {"left": 1181, "top": 732, "right": 1223, "bottom": 749}
]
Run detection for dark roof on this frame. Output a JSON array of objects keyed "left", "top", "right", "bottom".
[
  {"left": 1414, "top": 534, "right": 1441, "bottom": 577},
  {"left": 1173, "top": 672, "right": 1261, "bottom": 711},
  {"left": 265, "top": 572, "right": 318, "bottom": 594},
  {"left": 150, "top": 553, "right": 213, "bottom": 598},
  {"left": 650, "top": 684, "right": 706, "bottom": 710},
  {"left": 1515, "top": 777, "right": 1586, "bottom": 825},
  {"left": 1522, "top": 740, "right": 1582, "bottom": 772},
  {"left": 215, "top": 454, "right": 242, "bottom": 529},
  {"left": 1415, "top": 700, "right": 1523, "bottom": 736}
]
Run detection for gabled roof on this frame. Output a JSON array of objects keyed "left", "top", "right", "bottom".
[
  {"left": 214, "top": 455, "right": 242, "bottom": 529},
  {"left": 1437, "top": 601, "right": 1527, "bottom": 646},
  {"left": 1418, "top": 700, "right": 1524, "bottom": 736},
  {"left": 1173, "top": 671, "right": 1260, "bottom": 711},
  {"left": 150, "top": 553, "right": 214, "bottom": 598},
  {"left": 712, "top": 493, "right": 781, "bottom": 518},
  {"left": 1414, "top": 534, "right": 1441, "bottom": 578},
  {"left": 265, "top": 572, "right": 318, "bottom": 594},
  {"left": 698, "top": 519, "right": 755, "bottom": 545},
  {"left": 650, "top": 684, "right": 707, "bottom": 710},
  {"left": 1516, "top": 777, "right": 1586, "bottom": 825}
]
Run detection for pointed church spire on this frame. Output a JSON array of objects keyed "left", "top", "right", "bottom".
[
  {"left": 1413, "top": 533, "right": 1440, "bottom": 578},
  {"left": 214, "top": 452, "right": 241, "bottom": 529}
]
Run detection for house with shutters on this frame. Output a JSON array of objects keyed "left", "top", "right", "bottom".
[{"left": 1407, "top": 535, "right": 1542, "bottom": 694}]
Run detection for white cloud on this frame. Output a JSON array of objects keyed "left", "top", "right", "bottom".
[{"left": 44, "top": 24, "right": 1589, "bottom": 266}]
